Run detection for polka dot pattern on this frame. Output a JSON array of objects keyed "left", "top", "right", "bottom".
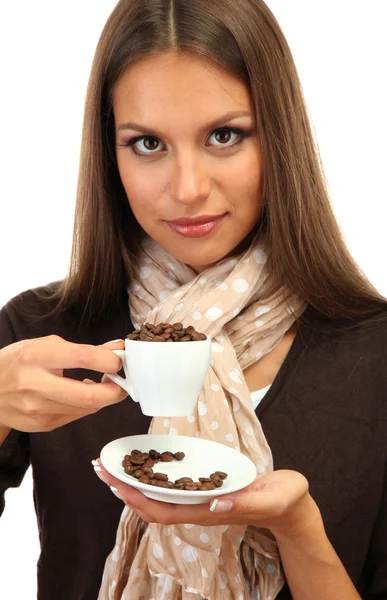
[
  {"left": 206, "top": 306, "right": 224, "bottom": 321},
  {"left": 182, "top": 546, "right": 198, "bottom": 562},
  {"left": 253, "top": 248, "right": 266, "bottom": 263},
  {"left": 233, "top": 278, "right": 249, "bottom": 294},
  {"left": 158, "top": 291, "right": 170, "bottom": 301},
  {"left": 255, "top": 305, "right": 271, "bottom": 317},
  {"left": 211, "top": 341, "right": 224, "bottom": 354},
  {"left": 139, "top": 266, "right": 151, "bottom": 280},
  {"left": 198, "top": 401, "right": 207, "bottom": 416},
  {"left": 152, "top": 543, "right": 164, "bottom": 559}
]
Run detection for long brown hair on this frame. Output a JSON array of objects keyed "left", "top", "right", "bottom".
[{"left": 44, "top": 0, "right": 387, "bottom": 328}]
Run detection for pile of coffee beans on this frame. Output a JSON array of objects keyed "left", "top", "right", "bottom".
[
  {"left": 127, "top": 322, "right": 207, "bottom": 342},
  {"left": 122, "top": 448, "right": 227, "bottom": 491}
]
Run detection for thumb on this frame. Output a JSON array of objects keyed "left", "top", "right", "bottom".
[{"left": 209, "top": 493, "right": 239, "bottom": 513}]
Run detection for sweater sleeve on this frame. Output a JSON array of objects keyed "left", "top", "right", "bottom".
[
  {"left": 0, "top": 304, "right": 31, "bottom": 517},
  {"left": 361, "top": 454, "right": 387, "bottom": 599}
]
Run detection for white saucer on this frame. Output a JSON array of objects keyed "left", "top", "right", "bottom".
[{"left": 100, "top": 434, "right": 257, "bottom": 504}]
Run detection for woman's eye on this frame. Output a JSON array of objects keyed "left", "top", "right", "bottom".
[
  {"left": 208, "top": 128, "right": 242, "bottom": 147},
  {"left": 131, "top": 136, "right": 165, "bottom": 154}
]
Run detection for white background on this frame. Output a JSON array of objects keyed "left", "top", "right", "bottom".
[{"left": 0, "top": 1, "right": 386, "bottom": 597}]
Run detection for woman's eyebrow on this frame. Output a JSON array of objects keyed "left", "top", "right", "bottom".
[{"left": 116, "top": 110, "right": 252, "bottom": 136}]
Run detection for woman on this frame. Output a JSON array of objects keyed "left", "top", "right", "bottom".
[{"left": 0, "top": 1, "right": 386, "bottom": 599}]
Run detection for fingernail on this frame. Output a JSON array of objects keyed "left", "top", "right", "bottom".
[
  {"left": 209, "top": 498, "right": 234, "bottom": 512},
  {"left": 93, "top": 466, "right": 108, "bottom": 483},
  {"left": 108, "top": 339, "right": 124, "bottom": 344},
  {"left": 101, "top": 374, "right": 110, "bottom": 383},
  {"left": 91, "top": 459, "right": 99, "bottom": 467},
  {"left": 83, "top": 378, "right": 95, "bottom": 384},
  {"left": 110, "top": 486, "right": 124, "bottom": 501}
]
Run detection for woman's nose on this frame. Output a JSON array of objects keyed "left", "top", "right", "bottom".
[{"left": 170, "top": 152, "right": 211, "bottom": 206}]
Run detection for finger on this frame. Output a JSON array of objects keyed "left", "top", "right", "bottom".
[
  {"left": 100, "top": 339, "right": 125, "bottom": 350},
  {"left": 16, "top": 340, "right": 122, "bottom": 373},
  {"left": 19, "top": 392, "right": 101, "bottom": 417},
  {"left": 27, "top": 368, "right": 128, "bottom": 409}
]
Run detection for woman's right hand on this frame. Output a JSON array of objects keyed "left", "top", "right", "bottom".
[{"left": 0, "top": 335, "right": 127, "bottom": 433}]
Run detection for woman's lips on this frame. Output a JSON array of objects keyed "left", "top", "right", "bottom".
[{"left": 166, "top": 213, "right": 227, "bottom": 238}]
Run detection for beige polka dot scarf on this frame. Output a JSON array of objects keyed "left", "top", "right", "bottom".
[{"left": 99, "top": 236, "right": 307, "bottom": 600}]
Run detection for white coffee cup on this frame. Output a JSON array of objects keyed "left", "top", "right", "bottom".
[{"left": 106, "top": 337, "right": 211, "bottom": 417}]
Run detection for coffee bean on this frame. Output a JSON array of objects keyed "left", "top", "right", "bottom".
[
  {"left": 133, "top": 469, "right": 145, "bottom": 478},
  {"left": 131, "top": 456, "right": 146, "bottom": 465},
  {"left": 173, "top": 452, "right": 185, "bottom": 461},
  {"left": 172, "top": 323, "right": 183, "bottom": 331},
  {"left": 199, "top": 482, "right": 216, "bottom": 490},
  {"left": 179, "top": 335, "right": 192, "bottom": 341},
  {"left": 154, "top": 480, "right": 171, "bottom": 489},
  {"left": 153, "top": 473, "right": 168, "bottom": 481},
  {"left": 140, "top": 332, "right": 153, "bottom": 341},
  {"left": 191, "top": 332, "right": 207, "bottom": 341},
  {"left": 210, "top": 474, "right": 223, "bottom": 488},
  {"left": 173, "top": 482, "right": 186, "bottom": 490},
  {"left": 215, "top": 471, "right": 228, "bottom": 480},
  {"left": 184, "top": 483, "right": 199, "bottom": 491},
  {"left": 124, "top": 465, "right": 137, "bottom": 475},
  {"left": 160, "top": 452, "right": 174, "bottom": 462},
  {"left": 139, "top": 475, "right": 151, "bottom": 484},
  {"left": 176, "top": 477, "right": 193, "bottom": 484},
  {"left": 199, "top": 477, "right": 211, "bottom": 483},
  {"left": 142, "top": 467, "right": 154, "bottom": 476}
]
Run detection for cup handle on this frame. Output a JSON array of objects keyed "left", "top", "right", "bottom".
[{"left": 104, "top": 349, "right": 137, "bottom": 402}]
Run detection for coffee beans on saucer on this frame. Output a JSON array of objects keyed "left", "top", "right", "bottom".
[
  {"left": 127, "top": 322, "right": 207, "bottom": 342},
  {"left": 122, "top": 449, "right": 227, "bottom": 491}
]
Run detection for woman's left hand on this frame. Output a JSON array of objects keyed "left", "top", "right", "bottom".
[{"left": 93, "top": 460, "right": 321, "bottom": 539}]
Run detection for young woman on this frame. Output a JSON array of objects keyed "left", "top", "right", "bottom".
[{"left": 1, "top": 1, "right": 386, "bottom": 599}]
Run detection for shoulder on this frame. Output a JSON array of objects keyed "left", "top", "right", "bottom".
[
  {"left": 299, "top": 305, "right": 387, "bottom": 416},
  {"left": 2, "top": 281, "right": 62, "bottom": 322},
  {"left": 301, "top": 304, "right": 387, "bottom": 347},
  {"left": 1, "top": 281, "right": 63, "bottom": 342},
  {"left": 1, "top": 282, "right": 132, "bottom": 345}
]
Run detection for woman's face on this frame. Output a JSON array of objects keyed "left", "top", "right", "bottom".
[{"left": 113, "top": 52, "right": 263, "bottom": 272}]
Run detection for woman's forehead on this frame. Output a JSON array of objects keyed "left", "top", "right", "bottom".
[{"left": 112, "top": 52, "right": 253, "bottom": 131}]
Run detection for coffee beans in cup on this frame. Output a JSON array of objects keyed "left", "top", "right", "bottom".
[
  {"left": 127, "top": 322, "right": 207, "bottom": 342},
  {"left": 122, "top": 449, "right": 227, "bottom": 491}
]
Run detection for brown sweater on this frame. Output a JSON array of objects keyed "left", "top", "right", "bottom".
[{"left": 1, "top": 285, "right": 387, "bottom": 600}]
